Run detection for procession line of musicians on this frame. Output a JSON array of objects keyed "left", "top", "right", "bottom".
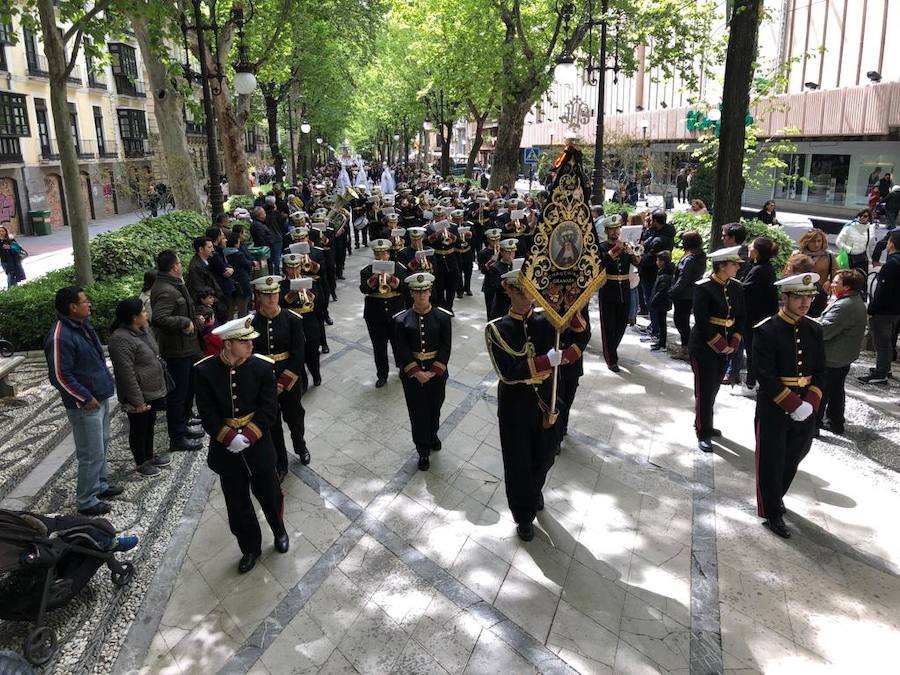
[{"left": 197, "top": 180, "right": 825, "bottom": 573}]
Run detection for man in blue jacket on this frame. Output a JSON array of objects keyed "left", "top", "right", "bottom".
[{"left": 44, "top": 286, "right": 121, "bottom": 515}]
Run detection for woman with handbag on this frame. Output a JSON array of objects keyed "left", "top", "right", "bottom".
[
  {"left": 0, "top": 225, "right": 26, "bottom": 288},
  {"left": 108, "top": 298, "right": 171, "bottom": 477},
  {"left": 835, "top": 208, "right": 876, "bottom": 276}
]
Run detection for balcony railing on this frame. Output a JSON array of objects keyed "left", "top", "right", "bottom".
[
  {"left": 185, "top": 120, "right": 206, "bottom": 135},
  {"left": 123, "top": 137, "right": 149, "bottom": 158},
  {"left": 39, "top": 136, "right": 59, "bottom": 161},
  {"left": 114, "top": 76, "right": 146, "bottom": 98},
  {"left": 0, "top": 137, "right": 22, "bottom": 164},
  {"left": 38, "top": 137, "right": 97, "bottom": 160},
  {"left": 98, "top": 139, "right": 117, "bottom": 158},
  {"left": 77, "top": 139, "right": 96, "bottom": 159},
  {"left": 87, "top": 72, "right": 107, "bottom": 89},
  {"left": 66, "top": 64, "right": 82, "bottom": 85},
  {"left": 26, "top": 53, "right": 49, "bottom": 77}
]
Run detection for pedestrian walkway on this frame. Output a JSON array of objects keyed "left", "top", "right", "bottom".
[
  {"left": 2, "top": 211, "right": 144, "bottom": 286},
  {"left": 129, "top": 249, "right": 900, "bottom": 675}
]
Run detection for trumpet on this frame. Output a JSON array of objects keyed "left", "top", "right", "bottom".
[
  {"left": 378, "top": 272, "right": 391, "bottom": 294},
  {"left": 300, "top": 288, "right": 313, "bottom": 309},
  {"left": 442, "top": 227, "right": 451, "bottom": 245},
  {"left": 622, "top": 241, "right": 644, "bottom": 256}
]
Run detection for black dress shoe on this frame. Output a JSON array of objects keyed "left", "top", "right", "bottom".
[
  {"left": 325, "top": 317, "right": 334, "bottom": 326},
  {"left": 276, "top": 468, "right": 287, "bottom": 484},
  {"left": 710, "top": 428, "right": 722, "bottom": 437},
  {"left": 78, "top": 501, "right": 111, "bottom": 516},
  {"left": 238, "top": 552, "right": 260, "bottom": 574},
  {"left": 321, "top": 345, "right": 330, "bottom": 354},
  {"left": 456, "top": 293, "right": 464, "bottom": 299},
  {"left": 98, "top": 485, "right": 124, "bottom": 499},
  {"left": 764, "top": 516, "right": 790, "bottom": 539},
  {"left": 188, "top": 417, "right": 202, "bottom": 427},
  {"left": 432, "top": 439, "right": 442, "bottom": 452},
  {"left": 330, "top": 294, "right": 338, "bottom": 302},
  {"left": 274, "top": 533, "right": 290, "bottom": 553},
  {"left": 516, "top": 522, "right": 535, "bottom": 541},
  {"left": 465, "top": 291, "right": 473, "bottom": 296},
  {"left": 698, "top": 439, "right": 713, "bottom": 452},
  {"left": 821, "top": 421, "right": 845, "bottom": 435},
  {"left": 778, "top": 501, "right": 787, "bottom": 515},
  {"left": 649, "top": 343, "right": 664, "bottom": 351},
  {"left": 185, "top": 427, "right": 205, "bottom": 440},
  {"left": 536, "top": 493, "right": 544, "bottom": 511},
  {"left": 417, "top": 456, "right": 430, "bottom": 471},
  {"left": 609, "top": 363, "right": 620, "bottom": 373},
  {"left": 297, "top": 449, "right": 311, "bottom": 465},
  {"left": 171, "top": 437, "right": 203, "bottom": 451},
  {"left": 313, "top": 377, "right": 322, "bottom": 387},
  {"left": 375, "top": 378, "right": 387, "bottom": 388}
]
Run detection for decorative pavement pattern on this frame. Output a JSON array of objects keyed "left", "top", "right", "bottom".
[{"left": 1, "top": 248, "right": 899, "bottom": 674}]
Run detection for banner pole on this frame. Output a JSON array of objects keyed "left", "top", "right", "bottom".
[{"left": 550, "top": 329, "right": 561, "bottom": 422}]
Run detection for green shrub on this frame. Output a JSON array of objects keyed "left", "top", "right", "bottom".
[
  {"left": 90, "top": 210, "right": 208, "bottom": 281},
  {"left": 0, "top": 267, "right": 142, "bottom": 350},
  {"left": 602, "top": 201, "right": 635, "bottom": 217},
  {"left": 687, "top": 163, "right": 716, "bottom": 211},
  {"left": 225, "top": 194, "right": 256, "bottom": 212},
  {"left": 669, "top": 212, "right": 793, "bottom": 273}
]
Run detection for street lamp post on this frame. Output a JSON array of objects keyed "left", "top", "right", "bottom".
[
  {"left": 423, "top": 117, "right": 433, "bottom": 171},
  {"left": 287, "top": 95, "right": 295, "bottom": 185},
  {"left": 639, "top": 118, "right": 649, "bottom": 199},
  {"left": 180, "top": 0, "right": 257, "bottom": 218},
  {"left": 300, "top": 120, "right": 310, "bottom": 177},
  {"left": 392, "top": 133, "right": 400, "bottom": 165}
]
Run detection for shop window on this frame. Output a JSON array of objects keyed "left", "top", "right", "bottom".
[
  {"left": 807, "top": 154, "right": 850, "bottom": 205},
  {"left": 773, "top": 153, "right": 807, "bottom": 201}
]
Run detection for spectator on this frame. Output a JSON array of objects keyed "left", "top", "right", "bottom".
[
  {"left": 796, "top": 228, "right": 834, "bottom": 318},
  {"left": 722, "top": 222, "right": 750, "bottom": 278},
  {"left": 108, "top": 298, "right": 170, "bottom": 478},
  {"left": 835, "top": 208, "right": 876, "bottom": 275},
  {"left": 859, "top": 231, "right": 900, "bottom": 384},
  {"left": 265, "top": 195, "right": 286, "bottom": 274},
  {"left": 187, "top": 236, "right": 222, "bottom": 310},
  {"left": 250, "top": 206, "right": 272, "bottom": 251},
  {"left": 204, "top": 226, "right": 235, "bottom": 322},
  {"left": 818, "top": 269, "right": 867, "bottom": 434},
  {"left": 150, "top": 249, "right": 204, "bottom": 452},
  {"left": 224, "top": 230, "right": 253, "bottom": 317},
  {"left": 0, "top": 225, "right": 26, "bottom": 288},
  {"left": 668, "top": 230, "right": 707, "bottom": 359},
  {"left": 138, "top": 269, "right": 157, "bottom": 322},
  {"left": 877, "top": 172, "right": 893, "bottom": 202},
  {"left": 675, "top": 169, "right": 689, "bottom": 204},
  {"left": 737, "top": 236, "right": 780, "bottom": 397},
  {"left": 755, "top": 200, "right": 778, "bottom": 225},
  {"left": 44, "top": 286, "right": 119, "bottom": 515},
  {"left": 885, "top": 185, "right": 900, "bottom": 229},
  {"left": 638, "top": 210, "right": 675, "bottom": 335},
  {"left": 688, "top": 200, "right": 709, "bottom": 217},
  {"left": 648, "top": 250, "right": 674, "bottom": 351},
  {"left": 197, "top": 305, "right": 223, "bottom": 356}
]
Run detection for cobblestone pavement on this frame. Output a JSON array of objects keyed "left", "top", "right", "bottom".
[{"left": 118, "top": 249, "right": 899, "bottom": 675}]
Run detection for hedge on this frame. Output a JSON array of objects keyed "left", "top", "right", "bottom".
[
  {"left": 225, "top": 194, "right": 255, "bottom": 212},
  {"left": 669, "top": 211, "right": 794, "bottom": 273},
  {"left": 0, "top": 210, "right": 207, "bottom": 350}
]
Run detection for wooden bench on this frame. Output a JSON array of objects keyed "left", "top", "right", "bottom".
[{"left": 0, "top": 356, "right": 25, "bottom": 398}]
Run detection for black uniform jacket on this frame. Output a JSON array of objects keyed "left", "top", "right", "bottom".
[
  {"left": 485, "top": 308, "right": 558, "bottom": 410},
  {"left": 194, "top": 353, "right": 279, "bottom": 476},
  {"left": 360, "top": 263, "right": 407, "bottom": 319},
  {"left": 393, "top": 305, "right": 452, "bottom": 378},
  {"left": 752, "top": 310, "right": 825, "bottom": 414},
  {"left": 251, "top": 308, "right": 305, "bottom": 392},
  {"left": 688, "top": 275, "right": 746, "bottom": 355},
  {"left": 598, "top": 241, "right": 633, "bottom": 304}
]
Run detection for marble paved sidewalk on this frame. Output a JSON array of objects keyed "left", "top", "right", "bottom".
[{"left": 134, "top": 250, "right": 900, "bottom": 675}]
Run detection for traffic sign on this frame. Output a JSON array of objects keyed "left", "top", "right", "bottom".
[{"left": 522, "top": 147, "right": 541, "bottom": 165}]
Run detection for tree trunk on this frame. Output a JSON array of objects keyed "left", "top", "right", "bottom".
[
  {"left": 711, "top": 0, "right": 762, "bottom": 249},
  {"left": 490, "top": 100, "right": 529, "bottom": 191},
  {"left": 465, "top": 112, "right": 486, "bottom": 179},
  {"left": 440, "top": 121, "right": 452, "bottom": 177},
  {"left": 131, "top": 15, "right": 204, "bottom": 213},
  {"left": 263, "top": 93, "right": 284, "bottom": 184},
  {"left": 37, "top": 0, "right": 92, "bottom": 285}
]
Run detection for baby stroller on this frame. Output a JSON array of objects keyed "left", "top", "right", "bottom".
[{"left": 0, "top": 510, "right": 135, "bottom": 666}]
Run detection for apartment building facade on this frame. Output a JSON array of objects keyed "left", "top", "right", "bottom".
[{"left": 512, "top": 0, "right": 900, "bottom": 216}]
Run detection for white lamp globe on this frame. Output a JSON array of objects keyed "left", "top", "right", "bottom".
[
  {"left": 233, "top": 70, "right": 257, "bottom": 95},
  {"left": 554, "top": 58, "right": 577, "bottom": 88},
  {"left": 316, "top": 137, "right": 323, "bottom": 144},
  {"left": 300, "top": 122, "right": 311, "bottom": 134},
  {"left": 423, "top": 119, "right": 434, "bottom": 132},
  {"left": 706, "top": 107, "right": 722, "bottom": 122}
]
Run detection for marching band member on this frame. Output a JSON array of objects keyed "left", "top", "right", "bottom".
[
  {"left": 361, "top": 239, "right": 407, "bottom": 388},
  {"left": 281, "top": 253, "right": 322, "bottom": 389},
  {"left": 597, "top": 215, "right": 640, "bottom": 372},
  {"left": 486, "top": 240, "right": 518, "bottom": 320},
  {"left": 452, "top": 208, "right": 475, "bottom": 298}
]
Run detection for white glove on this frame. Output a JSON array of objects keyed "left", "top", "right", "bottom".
[
  {"left": 545, "top": 349, "right": 562, "bottom": 367},
  {"left": 227, "top": 433, "right": 251, "bottom": 453},
  {"left": 790, "top": 401, "right": 813, "bottom": 422}
]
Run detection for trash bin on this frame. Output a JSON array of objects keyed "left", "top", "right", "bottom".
[
  {"left": 663, "top": 191, "right": 675, "bottom": 210},
  {"left": 247, "top": 245, "right": 271, "bottom": 278},
  {"left": 29, "top": 210, "right": 53, "bottom": 236}
]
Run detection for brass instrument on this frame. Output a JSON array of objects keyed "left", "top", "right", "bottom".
[
  {"left": 378, "top": 272, "right": 390, "bottom": 295},
  {"left": 299, "top": 288, "right": 314, "bottom": 310},
  {"left": 300, "top": 253, "right": 313, "bottom": 274},
  {"left": 622, "top": 241, "right": 644, "bottom": 257},
  {"left": 442, "top": 226, "right": 452, "bottom": 245}
]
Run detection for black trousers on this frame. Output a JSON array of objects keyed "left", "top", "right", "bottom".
[
  {"left": 218, "top": 467, "right": 285, "bottom": 555},
  {"left": 126, "top": 398, "right": 165, "bottom": 466},
  {"left": 673, "top": 299, "right": 693, "bottom": 345},
  {"left": 365, "top": 315, "right": 394, "bottom": 379},
  {"left": 499, "top": 389, "right": 557, "bottom": 525},
  {"left": 744, "top": 330, "right": 757, "bottom": 387},
  {"left": 270, "top": 386, "right": 307, "bottom": 472},
  {"left": 817, "top": 364, "right": 850, "bottom": 429},
  {"left": 483, "top": 290, "right": 496, "bottom": 319},
  {"left": 755, "top": 399, "right": 815, "bottom": 518},
  {"left": 556, "top": 366, "right": 581, "bottom": 438},
  {"left": 457, "top": 250, "right": 474, "bottom": 294},
  {"left": 335, "top": 235, "right": 348, "bottom": 277},
  {"left": 677, "top": 187, "right": 687, "bottom": 202},
  {"left": 323, "top": 251, "right": 337, "bottom": 296},
  {"left": 301, "top": 315, "right": 321, "bottom": 388},
  {"left": 354, "top": 224, "right": 369, "bottom": 247},
  {"left": 433, "top": 257, "right": 458, "bottom": 311},
  {"left": 400, "top": 372, "right": 446, "bottom": 456},
  {"left": 163, "top": 356, "right": 195, "bottom": 443},
  {"left": 598, "top": 296, "right": 629, "bottom": 367},
  {"left": 690, "top": 349, "right": 727, "bottom": 440}
]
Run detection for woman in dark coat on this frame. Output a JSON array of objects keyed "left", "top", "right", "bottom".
[
  {"left": 738, "top": 236, "right": 779, "bottom": 396},
  {"left": 0, "top": 225, "right": 26, "bottom": 287},
  {"left": 668, "top": 230, "right": 707, "bottom": 359}
]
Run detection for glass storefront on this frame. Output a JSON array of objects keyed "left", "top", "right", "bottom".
[{"left": 807, "top": 154, "right": 851, "bottom": 205}]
